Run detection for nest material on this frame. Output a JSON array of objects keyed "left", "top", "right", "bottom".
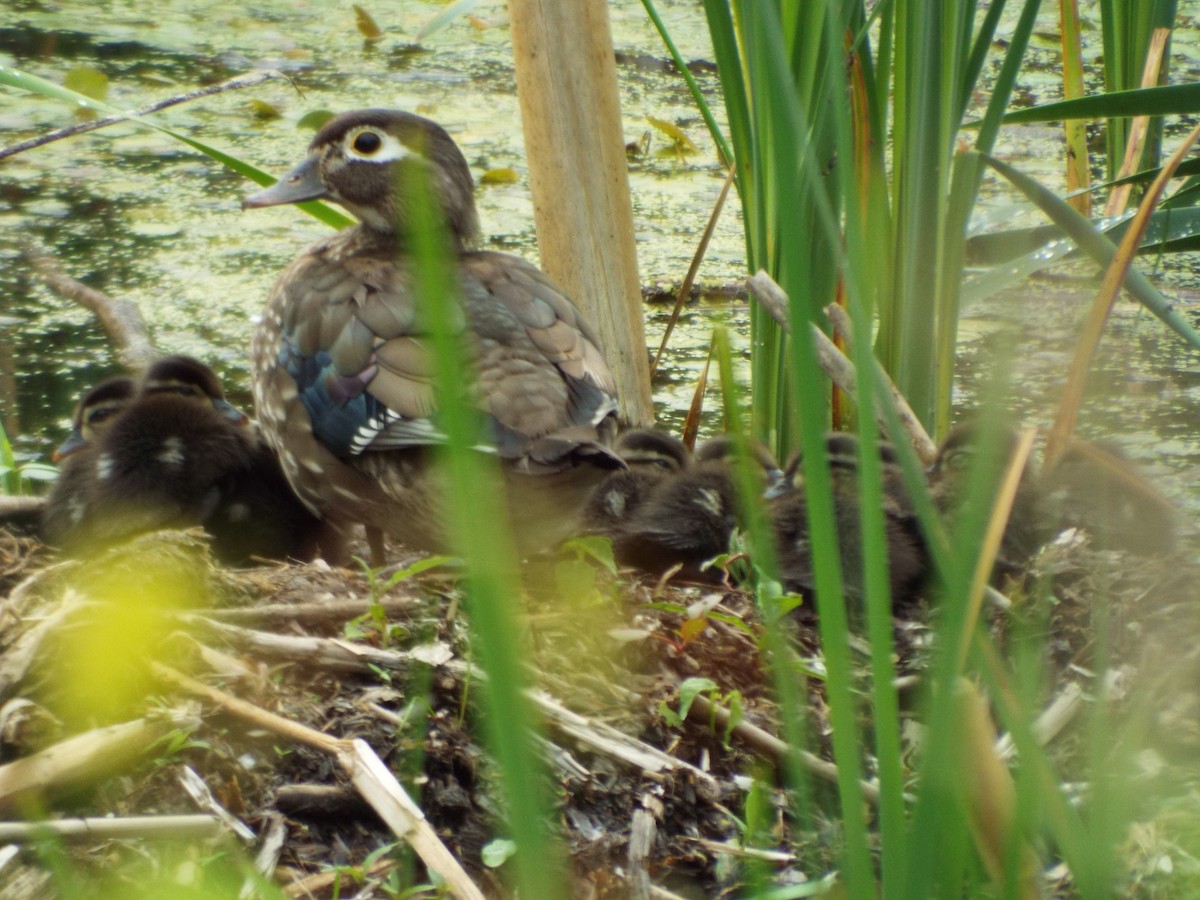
[{"left": 0, "top": 525, "right": 1196, "bottom": 898}]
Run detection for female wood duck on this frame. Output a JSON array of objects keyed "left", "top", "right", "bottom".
[
  {"left": 611, "top": 435, "right": 780, "bottom": 581},
  {"left": 581, "top": 428, "right": 690, "bottom": 536},
  {"left": 42, "top": 376, "right": 136, "bottom": 547},
  {"left": 243, "top": 109, "right": 621, "bottom": 556},
  {"left": 769, "top": 432, "right": 928, "bottom": 610},
  {"left": 44, "top": 358, "right": 322, "bottom": 565},
  {"left": 928, "top": 420, "right": 1049, "bottom": 576}
]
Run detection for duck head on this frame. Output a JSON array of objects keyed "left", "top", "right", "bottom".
[
  {"left": 54, "top": 376, "right": 137, "bottom": 461},
  {"left": 243, "top": 109, "right": 481, "bottom": 249},
  {"left": 141, "top": 355, "right": 248, "bottom": 425}
]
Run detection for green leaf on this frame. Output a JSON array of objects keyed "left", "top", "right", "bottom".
[
  {"left": 984, "top": 153, "right": 1200, "bottom": 352},
  {"left": 645, "top": 115, "right": 698, "bottom": 153},
  {"left": 480, "top": 167, "right": 519, "bottom": 185},
  {"left": 658, "top": 700, "right": 683, "bottom": 728},
  {"left": 296, "top": 109, "right": 336, "bottom": 131},
  {"left": 559, "top": 534, "right": 617, "bottom": 574},
  {"left": 249, "top": 99, "right": 282, "bottom": 121},
  {"left": 721, "top": 690, "right": 743, "bottom": 747},
  {"left": 481, "top": 837, "right": 517, "bottom": 868},
  {"left": 384, "top": 554, "right": 458, "bottom": 588},
  {"left": 676, "top": 676, "right": 718, "bottom": 721},
  {"left": 995, "top": 82, "right": 1200, "bottom": 125}
]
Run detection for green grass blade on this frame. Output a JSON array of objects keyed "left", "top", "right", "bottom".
[
  {"left": 640, "top": 0, "right": 733, "bottom": 167},
  {"left": 0, "top": 63, "right": 353, "bottom": 229},
  {"left": 985, "top": 154, "right": 1200, "bottom": 351},
  {"left": 403, "top": 151, "right": 564, "bottom": 898},
  {"left": 995, "top": 81, "right": 1200, "bottom": 124}
]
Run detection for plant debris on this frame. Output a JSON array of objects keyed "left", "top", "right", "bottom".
[{"left": 0, "top": 523, "right": 1198, "bottom": 898}]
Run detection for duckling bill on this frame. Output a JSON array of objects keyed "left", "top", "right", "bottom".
[{"left": 245, "top": 109, "right": 621, "bottom": 556}]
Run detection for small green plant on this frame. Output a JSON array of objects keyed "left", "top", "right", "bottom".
[
  {"left": 554, "top": 535, "right": 618, "bottom": 607},
  {"left": 349, "top": 554, "right": 457, "bottom": 646},
  {"left": 660, "top": 676, "right": 744, "bottom": 748},
  {"left": 0, "top": 421, "right": 57, "bottom": 496}
]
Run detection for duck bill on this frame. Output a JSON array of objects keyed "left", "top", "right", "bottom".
[
  {"left": 243, "top": 157, "right": 327, "bottom": 209},
  {"left": 53, "top": 430, "right": 86, "bottom": 462},
  {"left": 212, "top": 398, "right": 250, "bottom": 426}
]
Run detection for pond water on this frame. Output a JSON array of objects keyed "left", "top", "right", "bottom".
[{"left": 1, "top": 1, "right": 1199, "bottom": 533}]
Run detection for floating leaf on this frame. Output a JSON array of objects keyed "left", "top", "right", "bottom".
[
  {"left": 645, "top": 115, "right": 697, "bottom": 153},
  {"left": 296, "top": 109, "right": 335, "bottom": 131},
  {"left": 480, "top": 166, "right": 518, "bottom": 185},
  {"left": 64, "top": 65, "right": 107, "bottom": 121},
  {"left": 353, "top": 4, "right": 384, "bottom": 42},
  {"left": 248, "top": 99, "right": 281, "bottom": 121},
  {"left": 64, "top": 65, "right": 108, "bottom": 101}
]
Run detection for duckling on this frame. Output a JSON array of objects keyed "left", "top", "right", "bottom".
[
  {"left": 770, "top": 432, "right": 927, "bottom": 609},
  {"left": 47, "top": 360, "right": 322, "bottom": 565},
  {"left": 1048, "top": 439, "right": 1178, "bottom": 555},
  {"left": 138, "top": 355, "right": 249, "bottom": 426},
  {"left": 41, "top": 376, "right": 136, "bottom": 547},
  {"left": 581, "top": 428, "right": 690, "bottom": 536},
  {"left": 243, "top": 109, "right": 621, "bottom": 557},
  {"left": 928, "top": 420, "right": 1049, "bottom": 575},
  {"left": 612, "top": 435, "right": 779, "bottom": 581}
]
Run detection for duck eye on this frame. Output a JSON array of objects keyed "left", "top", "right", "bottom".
[{"left": 352, "top": 131, "right": 382, "bottom": 155}]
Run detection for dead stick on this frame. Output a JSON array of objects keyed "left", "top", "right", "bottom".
[
  {"left": 150, "top": 663, "right": 485, "bottom": 900},
  {"left": 192, "top": 596, "right": 418, "bottom": 627},
  {"left": 181, "top": 615, "right": 451, "bottom": 672},
  {"left": 746, "top": 270, "right": 937, "bottom": 464},
  {"left": 21, "top": 242, "right": 155, "bottom": 370},
  {"left": 0, "top": 70, "right": 285, "bottom": 161},
  {"left": 1103, "top": 28, "right": 1171, "bottom": 216},
  {"left": 687, "top": 693, "right": 882, "bottom": 806},
  {"left": 0, "top": 714, "right": 191, "bottom": 815},
  {"left": 0, "top": 814, "right": 224, "bottom": 842}
]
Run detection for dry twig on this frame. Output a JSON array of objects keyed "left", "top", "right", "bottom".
[
  {"left": 21, "top": 242, "right": 155, "bottom": 370},
  {"left": 151, "top": 663, "right": 485, "bottom": 900},
  {"left": 746, "top": 270, "right": 937, "bottom": 463},
  {"left": 0, "top": 70, "right": 285, "bottom": 161}
]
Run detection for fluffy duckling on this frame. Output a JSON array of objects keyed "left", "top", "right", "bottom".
[
  {"left": 612, "top": 435, "right": 779, "bottom": 581},
  {"left": 770, "top": 432, "right": 927, "bottom": 609},
  {"left": 244, "top": 109, "right": 621, "bottom": 557},
  {"left": 41, "top": 376, "right": 136, "bottom": 547},
  {"left": 581, "top": 428, "right": 690, "bottom": 536},
  {"left": 46, "top": 358, "right": 323, "bottom": 565},
  {"left": 928, "top": 420, "right": 1049, "bottom": 575}
]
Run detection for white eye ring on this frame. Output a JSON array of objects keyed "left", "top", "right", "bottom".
[{"left": 345, "top": 128, "right": 411, "bottom": 163}]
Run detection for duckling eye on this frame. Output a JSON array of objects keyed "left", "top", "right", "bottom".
[
  {"left": 87, "top": 408, "right": 119, "bottom": 427},
  {"left": 352, "top": 131, "right": 383, "bottom": 155}
]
